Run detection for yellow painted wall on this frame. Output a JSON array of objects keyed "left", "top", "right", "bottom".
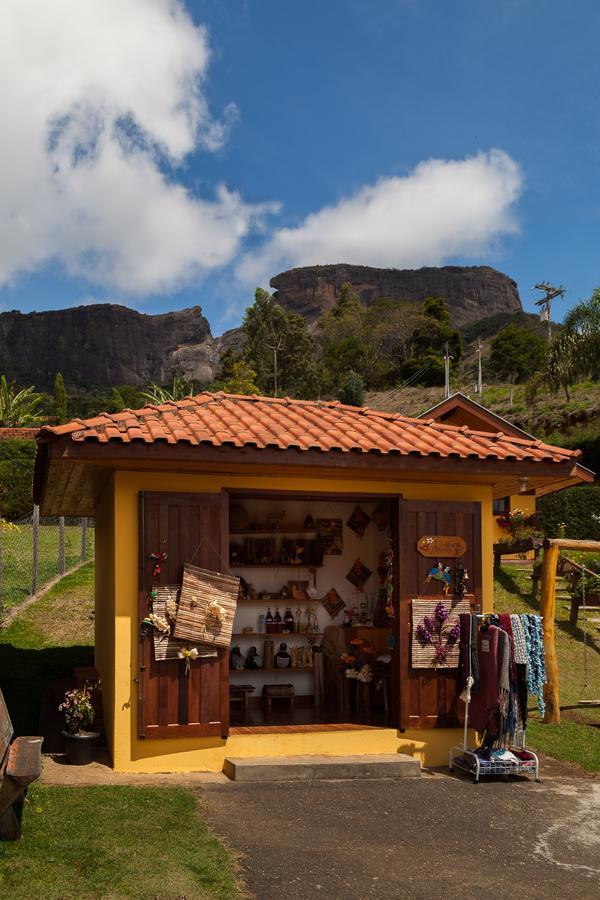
[
  {"left": 492, "top": 494, "right": 537, "bottom": 556},
  {"left": 94, "top": 475, "right": 116, "bottom": 760},
  {"left": 102, "top": 468, "right": 494, "bottom": 772}
]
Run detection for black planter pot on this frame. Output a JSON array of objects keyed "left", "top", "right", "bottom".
[{"left": 62, "top": 730, "right": 100, "bottom": 765}]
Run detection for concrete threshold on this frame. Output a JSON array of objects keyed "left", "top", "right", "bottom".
[{"left": 223, "top": 753, "right": 421, "bottom": 782}]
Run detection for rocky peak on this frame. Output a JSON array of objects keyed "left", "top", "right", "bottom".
[{"left": 270, "top": 264, "right": 522, "bottom": 326}]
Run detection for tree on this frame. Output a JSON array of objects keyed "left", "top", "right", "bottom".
[
  {"left": 318, "top": 283, "right": 366, "bottom": 390},
  {"left": 53, "top": 373, "right": 68, "bottom": 424},
  {"left": 399, "top": 297, "right": 462, "bottom": 387},
  {"left": 219, "top": 360, "right": 261, "bottom": 395},
  {"left": 489, "top": 325, "right": 547, "bottom": 404},
  {"left": 544, "top": 289, "right": 600, "bottom": 397},
  {"left": 242, "top": 288, "right": 319, "bottom": 397},
  {"left": 338, "top": 370, "right": 365, "bottom": 407},
  {"left": 0, "top": 376, "right": 43, "bottom": 426}
]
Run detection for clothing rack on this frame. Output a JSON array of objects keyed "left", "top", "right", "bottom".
[{"left": 449, "top": 613, "right": 540, "bottom": 784}]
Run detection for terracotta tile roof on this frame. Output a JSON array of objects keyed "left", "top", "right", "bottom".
[
  {"left": 0, "top": 427, "right": 40, "bottom": 441},
  {"left": 36, "top": 392, "right": 581, "bottom": 466}
]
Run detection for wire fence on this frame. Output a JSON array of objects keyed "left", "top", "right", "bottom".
[{"left": 0, "top": 506, "right": 94, "bottom": 610}]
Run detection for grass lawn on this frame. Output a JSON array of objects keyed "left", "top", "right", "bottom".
[
  {"left": 1, "top": 522, "right": 94, "bottom": 609},
  {"left": 0, "top": 565, "right": 239, "bottom": 899},
  {"left": 0, "top": 785, "right": 239, "bottom": 900},
  {"left": 0, "top": 563, "right": 95, "bottom": 735},
  {"left": 495, "top": 564, "right": 600, "bottom": 772}
]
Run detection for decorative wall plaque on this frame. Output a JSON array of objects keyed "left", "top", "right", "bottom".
[{"left": 416, "top": 535, "right": 467, "bottom": 558}]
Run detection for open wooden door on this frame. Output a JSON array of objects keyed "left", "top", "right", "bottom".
[
  {"left": 397, "top": 499, "right": 482, "bottom": 730},
  {"left": 138, "top": 491, "right": 230, "bottom": 740}
]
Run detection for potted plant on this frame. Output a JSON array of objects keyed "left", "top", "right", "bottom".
[{"left": 59, "top": 681, "right": 101, "bottom": 765}]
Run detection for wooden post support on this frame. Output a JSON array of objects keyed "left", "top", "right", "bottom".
[
  {"left": 31, "top": 505, "right": 40, "bottom": 596},
  {"left": 81, "top": 517, "right": 88, "bottom": 562},
  {"left": 540, "top": 542, "right": 560, "bottom": 723},
  {"left": 58, "top": 516, "right": 66, "bottom": 575},
  {"left": 0, "top": 508, "right": 3, "bottom": 605}
]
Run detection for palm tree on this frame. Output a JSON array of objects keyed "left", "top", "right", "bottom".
[
  {"left": 0, "top": 375, "right": 43, "bottom": 426},
  {"left": 140, "top": 376, "right": 192, "bottom": 405}
]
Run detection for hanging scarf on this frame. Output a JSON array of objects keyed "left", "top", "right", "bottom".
[
  {"left": 510, "top": 615, "right": 528, "bottom": 665},
  {"left": 523, "top": 614, "right": 546, "bottom": 716}
]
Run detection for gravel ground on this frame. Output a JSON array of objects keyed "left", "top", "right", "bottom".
[{"left": 201, "top": 767, "right": 600, "bottom": 900}]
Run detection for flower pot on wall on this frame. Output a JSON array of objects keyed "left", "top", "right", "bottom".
[{"left": 62, "top": 730, "right": 100, "bottom": 765}]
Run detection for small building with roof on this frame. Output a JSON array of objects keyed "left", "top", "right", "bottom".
[{"left": 33, "top": 391, "right": 592, "bottom": 773}]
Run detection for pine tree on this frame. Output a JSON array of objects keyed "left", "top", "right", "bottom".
[
  {"left": 338, "top": 370, "right": 365, "bottom": 407},
  {"left": 53, "top": 373, "right": 68, "bottom": 423}
]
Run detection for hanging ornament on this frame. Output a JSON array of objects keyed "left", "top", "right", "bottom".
[{"left": 150, "top": 550, "right": 168, "bottom": 578}]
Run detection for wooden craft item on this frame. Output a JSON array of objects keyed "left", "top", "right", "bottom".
[
  {"left": 346, "top": 558, "right": 372, "bottom": 590},
  {"left": 346, "top": 505, "right": 372, "bottom": 538},
  {"left": 173, "top": 565, "right": 239, "bottom": 647},
  {"left": 417, "top": 535, "right": 468, "bottom": 558},
  {"left": 316, "top": 518, "right": 343, "bottom": 555},
  {"left": 411, "top": 597, "right": 471, "bottom": 669},
  {"left": 263, "top": 639, "right": 275, "bottom": 669},
  {"left": 320, "top": 587, "right": 346, "bottom": 619},
  {"left": 152, "top": 586, "right": 216, "bottom": 661}
]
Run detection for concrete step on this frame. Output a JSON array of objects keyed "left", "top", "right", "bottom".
[{"left": 223, "top": 753, "right": 421, "bottom": 782}]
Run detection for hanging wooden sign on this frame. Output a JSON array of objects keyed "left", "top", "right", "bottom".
[{"left": 417, "top": 535, "right": 467, "bottom": 558}]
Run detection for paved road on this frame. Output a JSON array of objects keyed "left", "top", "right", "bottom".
[{"left": 201, "top": 768, "right": 600, "bottom": 899}]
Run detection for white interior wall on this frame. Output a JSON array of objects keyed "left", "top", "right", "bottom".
[{"left": 229, "top": 498, "right": 389, "bottom": 697}]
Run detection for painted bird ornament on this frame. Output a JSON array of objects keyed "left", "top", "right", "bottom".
[{"left": 425, "top": 561, "right": 453, "bottom": 595}]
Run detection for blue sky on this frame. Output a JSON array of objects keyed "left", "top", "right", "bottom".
[{"left": 1, "top": 0, "right": 598, "bottom": 332}]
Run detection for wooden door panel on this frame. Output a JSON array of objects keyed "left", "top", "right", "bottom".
[
  {"left": 398, "top": 499, "right": 481, "bottom": 730},
  {"left": 138, "top": 491, "right": 230, "bottom": 740}
]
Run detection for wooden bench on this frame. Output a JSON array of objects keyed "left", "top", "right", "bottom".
[
  {"left": 263, "top": 683, "right": 295, "bottom": 716},
  {"left": 229, "top": 685, "right": 255, "bottom": 723},
  {"left": 0, "top": 688, "right": 43, "bottom": 840}
]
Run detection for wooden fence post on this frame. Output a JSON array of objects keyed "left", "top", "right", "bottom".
[
  {"left": 81, "top": 517, "right": 88, "bottom": 562},
  {"left": 31, "top": 505, "right": 40, "bottom": 595},
  {"left": 58, "top": 516, "right": 66, "bottom": 575},
  {"left": 0, "top": 509, "right": 3, "bottom": 605},
  {"left": 540, "top": 542, "right": 560, "bottom": 724}
]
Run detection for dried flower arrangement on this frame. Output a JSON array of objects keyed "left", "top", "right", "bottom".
[{"left": 415, "top": 601, "right": 460, "bottom": 664}]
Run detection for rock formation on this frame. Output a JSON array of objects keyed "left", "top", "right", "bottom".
[
  {"left": 0, "top": 304, "right": 218, "bottom": 388},
  {"left": 270, "top": 264, "right": 522, "bottom": 326}
]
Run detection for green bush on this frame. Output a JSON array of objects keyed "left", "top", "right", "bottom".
[
  {"left": 0, "top": 440, "right": 35, "bottom": 519},
  {"left": 538, "top": 485, "right": 600, "bottom": 540}
]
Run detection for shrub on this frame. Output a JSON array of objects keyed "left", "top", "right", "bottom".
[
  {"left": 0, "top": 439, "right": 36, "bottom": 519},
  {"left": 538, "top": 485, "right": 600, "bottom": 540},
  {"left": 338, "top": 370, "right": 366, "bottom": 407}
]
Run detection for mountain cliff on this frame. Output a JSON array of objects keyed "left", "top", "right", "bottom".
[
  {"left": 0, "top": 265, "right": 524, "bottom": 389},
  {"left": 0, "top": 304, "right": 218, "bottom": 388},
  {"left": 270, "top": 264, "right": 522, "bottom": 326}
]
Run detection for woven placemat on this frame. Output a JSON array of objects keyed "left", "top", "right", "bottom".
[
  {"left": 411, "top": 597, "right": 470, "bottom": 669},
  {"left": 173, "top": 564, "right": 239, "bottom": 647},
  {"left": 152, "top": 586, "right": 216, "bottom": 661}
]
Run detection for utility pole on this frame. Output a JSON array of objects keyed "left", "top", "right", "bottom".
[
  {"left": 444, "top": 342, "right": 453, "bottom": 399},
  {"left": 476, "top": 341, "right": 483, "bottom": 397},
  {"left": 267, "top": 335, "right": 283, "bottom": 397},
  {"left": 532, "top": 282, "right": 566, "bottom": 345}
]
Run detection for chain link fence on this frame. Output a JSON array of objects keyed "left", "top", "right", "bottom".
[{"left": 0, "top": 506, "right": 94, "bottom": 610}]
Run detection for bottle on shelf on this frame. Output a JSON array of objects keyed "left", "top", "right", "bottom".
[
  {"left": 265, "top": 607, "right": 273, "bottom": 625},
  {"left": 283, "top": 607, "right": 294, "bottom": 632},
  {"left": 257, "top": 614, "right": 266, "bottom": 634},
  {"left": 274, "top": 607, "right": 282, "bottom": 625}
]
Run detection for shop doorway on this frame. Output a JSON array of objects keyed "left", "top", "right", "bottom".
[{"left": 227, "top": 492, "right": 399, "bottom": 732}]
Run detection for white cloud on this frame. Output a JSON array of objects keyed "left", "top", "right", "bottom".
[
  {"left": 237, "top": 150, "right": 522, "bottom": 286},
  {"left": 0, "top": 0, "right": 274, "bottom": 294}
]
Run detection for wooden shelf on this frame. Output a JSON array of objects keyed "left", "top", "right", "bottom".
[
  {"left": 231, "top": 563, "right": 323, "bottom": 569},
  {"left": 230, "top": 527, "right": 318, "bottom": 535},
  {"left": 238, "top": 596, "right": 318, "bottom": 604},
  {"left": 233, "top": 632, "right": 322, "bottom": 638},
  {"left": 230, "top": 667, "right": 314, "bottom": 673}
]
